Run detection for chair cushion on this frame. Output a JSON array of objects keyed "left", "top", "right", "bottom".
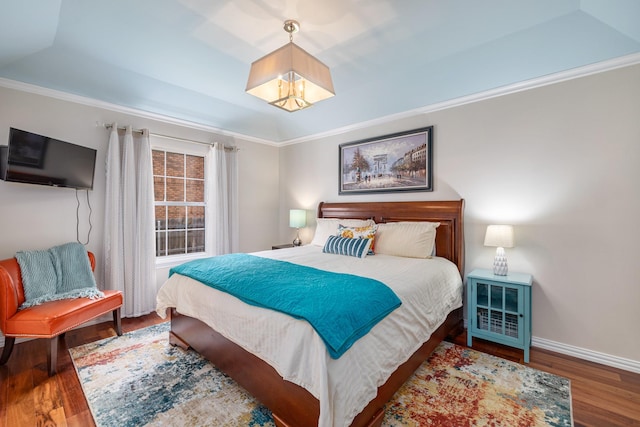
[{"left": 4, "top": 290, "right": 123, "bottom": 337}]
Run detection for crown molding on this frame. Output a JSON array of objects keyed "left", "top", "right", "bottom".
[
  {"left": 280, "top": 52, "right": 640, "bottom": 146},
  {"left": 0, "top": 77, "right": 278, "bottom": 147},
  {"left": 2, "top": 52, "right": 639, "bottom": 147}
]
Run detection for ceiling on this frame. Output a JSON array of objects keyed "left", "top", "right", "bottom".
[{"left": 1, "top": 1, "right": 639, "bottom": 144}]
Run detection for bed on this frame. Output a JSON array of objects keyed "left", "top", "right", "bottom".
[{"left": 156, "top": 200, "right": 465, "bottom": 427}]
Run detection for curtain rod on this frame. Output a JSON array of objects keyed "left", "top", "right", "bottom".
[{"left": 103, "top": 123, "right": 238, "bottom": 152}]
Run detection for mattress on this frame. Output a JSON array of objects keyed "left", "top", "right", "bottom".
[{"left": 156, "top": 245, "right": 463, "bottom": 427}]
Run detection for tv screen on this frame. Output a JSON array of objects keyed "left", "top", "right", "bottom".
[{"left": 0, "top": 128, "right": 96, "bottom": 190}]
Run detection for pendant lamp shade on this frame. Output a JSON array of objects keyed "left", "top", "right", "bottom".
[{"left": 245, "top": 20, "right": 335, "bottom": 112}]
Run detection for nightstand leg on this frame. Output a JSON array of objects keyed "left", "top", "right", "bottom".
[
  {"left": 524, "top": 347, "right": 530, "bottom": 363},
  {"left": 467, "top": 333, "right": 472, "bottom": 347}
]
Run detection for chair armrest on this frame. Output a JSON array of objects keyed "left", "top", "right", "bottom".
[
  {"left": 0, "top": 262, "right": 21, "bottom": 334},
  {"left": 88, "top": 252, "right": 96, "bottom": 271}
]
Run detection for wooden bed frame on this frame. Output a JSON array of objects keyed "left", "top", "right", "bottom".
[{"left": 169, "top": 200, "right": 465, "bottom": 427}]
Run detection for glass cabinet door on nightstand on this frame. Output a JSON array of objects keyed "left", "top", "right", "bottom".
[{"left": 473, "top": 282, "right": 524, "bottom": 345}]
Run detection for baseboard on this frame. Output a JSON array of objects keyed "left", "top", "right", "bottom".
[
  {"left": 532, "top": 337, "right": 640, "bottom": 374},
  {"left": 461, "top": 320, "right": 639, "bottom": 374}
]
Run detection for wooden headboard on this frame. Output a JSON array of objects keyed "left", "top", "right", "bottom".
[{"left": 317, "top": 200, "right": 465, "bottom": 275}]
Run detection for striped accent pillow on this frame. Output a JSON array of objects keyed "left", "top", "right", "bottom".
[{"left": 323, "top": 235, "right": 372, "bottom": 258}]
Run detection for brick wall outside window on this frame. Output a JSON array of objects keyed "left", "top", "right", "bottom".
[{"left": 152, "top": 149, "right": 206, "bottom": 257}]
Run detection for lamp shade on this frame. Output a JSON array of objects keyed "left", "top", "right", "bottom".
[
  {"left": 289, "top": 209, "right": 306, "bottom": 228},
  {"left": 484, "top": 225, "right": 515, "bottom": 248},
  {"left": 246, "top": 42, "right": 335, "bottom": 112}
]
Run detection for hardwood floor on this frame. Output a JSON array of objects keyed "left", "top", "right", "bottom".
[{"left": 1, "top": 314, "right": 639, "bottom": 426}]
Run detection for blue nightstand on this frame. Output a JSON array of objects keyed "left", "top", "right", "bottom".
[{"left": 466, "top": 268, "right": 533, "bottom": 363}]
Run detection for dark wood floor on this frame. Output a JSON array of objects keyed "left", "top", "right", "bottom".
[{"left": 1, "top": 314, "right": 639, "bottom": 426}]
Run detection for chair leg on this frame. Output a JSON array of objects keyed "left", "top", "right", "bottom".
[
  {"left": 0, "top": 337, "right": 16, "bottom": 365},
  {"left": 113, "top": 307, "right": 122, "bottom": 336},
  {"left": 47, "top": 336, "right": 59, "bottom": 377}
]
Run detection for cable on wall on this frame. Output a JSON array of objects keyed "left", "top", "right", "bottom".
[{"left": 75, "top": 188, "right": 93, "bottom": 245}]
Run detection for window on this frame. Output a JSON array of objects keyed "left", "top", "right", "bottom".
[{"left": 152, "top": 148, "right": 206, "bottom": 259}]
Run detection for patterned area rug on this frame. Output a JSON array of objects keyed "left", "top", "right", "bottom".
[{"left": 69, "top": 322, "right": 572, "bottom": 427}]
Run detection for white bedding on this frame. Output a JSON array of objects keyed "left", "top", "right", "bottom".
[{"left": 156, "top": 245, "right": 463, "bottom": 427}]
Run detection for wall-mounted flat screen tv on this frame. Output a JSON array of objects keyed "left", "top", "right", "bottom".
[{"left": 0, "top": 128, "right": 97, "bottom": 190}]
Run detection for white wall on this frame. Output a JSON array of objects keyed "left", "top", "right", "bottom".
[
  {"left": 0, "top": 84, "right": 280, "bottom": 291},
  {"left": 278, "top": 64, "right": 640, "bottom": 364}
]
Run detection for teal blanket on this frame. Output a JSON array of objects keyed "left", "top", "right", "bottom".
[
  {"left": 170, "top": 254, "right": 402, "bottom": 358},
  {"left": 16, "top": 242, "right": 104, "bottom": 309}
]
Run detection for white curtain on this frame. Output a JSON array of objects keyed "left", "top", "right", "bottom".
[
  {"left": 104, "top": 124, "right": 156, "bottom": 317},
  {"left": 208, "top": 143, "right": 239, "bottom": 255}
]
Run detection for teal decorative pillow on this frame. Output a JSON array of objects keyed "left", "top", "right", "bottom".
[{"left": 323, "top": 235, "right": 372, "bottom": 258}]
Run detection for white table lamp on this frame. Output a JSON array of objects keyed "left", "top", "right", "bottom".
[
  {"left": 484, "top": 225, "right": 515, "bottom": 276},
  {"left": 289, "top": 209, "right": 306, "bottom": 246}
]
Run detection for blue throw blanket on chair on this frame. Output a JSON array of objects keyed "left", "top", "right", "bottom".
[
  {"left": 170, "top": 253, "right": 402, "bottom": 358},
  {"left": 16, "top": 242, "right": 104, "bottom": 309}
]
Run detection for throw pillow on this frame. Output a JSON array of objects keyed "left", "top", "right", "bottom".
[
  {"left": 323, "top": 235, "right": 372, "bottom": 258},
  {"left": 338, "top": 223, "right": 377, "bottom": 254}
]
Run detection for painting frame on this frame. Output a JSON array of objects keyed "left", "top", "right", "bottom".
[{"left": 339, "top": 126, "right": 433, "bottom": 195}]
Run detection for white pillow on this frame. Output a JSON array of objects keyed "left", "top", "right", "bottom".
[
  {"left": 310, "top": 218, "right": 375, "bottom": 246},
  {"left": 374, "top": 221, "right": 440, "bottom": 258}
]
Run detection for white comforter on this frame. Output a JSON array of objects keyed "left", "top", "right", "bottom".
[{"left": 156, "top": 245, "right": 462, "bottom": 427}]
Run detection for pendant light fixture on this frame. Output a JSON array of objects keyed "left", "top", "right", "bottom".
[{"left": 245, "top": 20, "right": 335, "bottom": 112}]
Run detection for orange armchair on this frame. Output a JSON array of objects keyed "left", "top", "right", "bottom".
[{"left": 0, "top": 251, "right": 123, "bottom": 376}]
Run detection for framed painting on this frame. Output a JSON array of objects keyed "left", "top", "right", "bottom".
[{"left": 339, "top": 126, "right": 433, "bottom": 194}]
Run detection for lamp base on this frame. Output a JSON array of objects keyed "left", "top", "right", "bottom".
[
  {"left": 293, "top": 230, "right": 302, "bottom": 246},
  {"left": 493, "top": 247, "right": 508, "bottom": 276}
]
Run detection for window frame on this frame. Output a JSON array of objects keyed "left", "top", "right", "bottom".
[{"left": 151, "top": 137, "right": 212, "bottom": 268}]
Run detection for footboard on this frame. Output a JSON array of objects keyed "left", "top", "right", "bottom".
[
  {"left": 170, "top": 307, "right": 462, "bottom": 427},
  {"left": 170, "top": 308, "right": 319, "bottom": 426}
]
